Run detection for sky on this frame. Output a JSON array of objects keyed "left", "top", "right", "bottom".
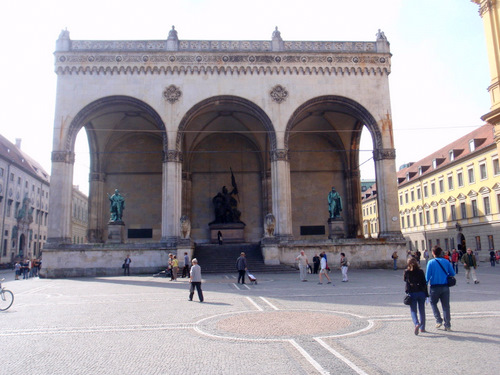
[{"left": 0, "top": 0, "right": 491, "bottom": 194}]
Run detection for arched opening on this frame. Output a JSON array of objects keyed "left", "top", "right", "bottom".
[
  {"left": 286, "top": 96, "right": 381, "bottom": 239},
  {"left": 19, "top": 233, "right": 25, "bottom": 258},
  {"left": 178, "top": 96, "right": 275, "bottom": 243},
  {"left": 67, "top": 96, "right": 166, "bottom": 243},
  {"left": 457, "top": 233, "right": 466, "bottom": 252}
]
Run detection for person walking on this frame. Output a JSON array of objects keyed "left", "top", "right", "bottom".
[
  {"left": 123, "top": 255, "right": 131, "bottom": 276},
  {"left": 392, "top": 251, "right": 399, "bottom": 270},
  {"left": 451, "top": 249, "right": 459, "bottom": 274},
  {"left": 14, "top": 261, "right": 21, "bottom": 280},
  {"left": 295, "top": 250, "right": 309, "bottom": 282},
  {"left": 404, "top": 257, "right": 428, "bottom": 335},
  {"left": 182, "top": 252, "right": 190, "bottom": 278},
  {"left": 489, "top": 250, "right": 496, "bottom": 267},
  {"left": 462, "top": 248, "right": 479, "bottom": 284},
  {"left": 426, "top": 246, "right": 455, "bottom": 331},
  {"left": 168, "top": 253, "right": 174, "bottom": 280},
  {"left": 340, "top": 253, "right": 348, "bottom": 282},
  {"left": 236, "top": 252, "right": 247, "bottom": 284},
  {"left": 189, "top": 258, "right": 204, "bottom": 302},
  {"left": 318, "top": 252, "right": 332, "bottom": 285},
  {"left": 312, "top": 254, "right": 320, "bottom": 274},
  {"left": 423, "top": 249, "right": 430, "bottom": 264},
  {"left": 171, "top": 255, "right": 179, "bottom": 281}
]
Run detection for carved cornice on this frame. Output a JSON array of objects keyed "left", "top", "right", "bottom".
[
  {"left": 55, "top": 52, "right": 391, "bottom": 76},
  {"left": 373, "top": 148, "right": 396, "bottom": 161},
  {"left": 164, "top": 150, "right": 183, "bottom": 162},
  {"left": 51, "top": 151, "right": 75, "bottom": 164},
  {"left": 270, "top": 149, "right": 289, "bottom": 162},
  {"left": 472, "top": 0, "right": 493, "bottom": 17}
]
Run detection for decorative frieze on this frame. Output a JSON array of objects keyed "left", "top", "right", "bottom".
[
  {"left": 69, "top": 39, "right": 379, "bottom": 53},
  {"left": 270, "top": 149, "right": 289, "bottom": 162},
  {"left": 51, "top": 150, "right": 75, "bottom": 164},
  {"left": 373, "top": 148, "right": 396, "bottom": 161}
]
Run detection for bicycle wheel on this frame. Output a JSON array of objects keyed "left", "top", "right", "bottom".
[{"left": 0, "top": 289, "right": 14, "bottom": 311}]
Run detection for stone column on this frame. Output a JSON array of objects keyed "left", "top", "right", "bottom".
[
  {"left": 346, "top": 169, "right": 363, "bottom": 238},
  {"left": 87, "top": 172, "right": 105, "bottom": 243},
  {"left": 270, "top": 149, "right": 292, "bottom": 239},
  {"left": 162, "top": 150, "right": 182, "bottom": 244},
  {"left": 46, "top": 150, "right": 74, "bottom": 246},
  {"left": 373, "top": 148, "right": 402, "bottom": 239}
]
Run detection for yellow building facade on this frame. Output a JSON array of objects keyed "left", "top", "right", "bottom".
[
  {"left": 473, "top": 0, "right": 500, "bottom": 153},
  {"left": 363, "top": 124, "right": 500, "bottom": 259}
]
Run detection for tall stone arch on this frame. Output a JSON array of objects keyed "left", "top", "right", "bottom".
[
  {"left": 284, "top": 95, "right": 398, "bottom": 238},
  {"left": 171, "top": 95, "right": 277, "bottom": 242},
  {"left": 48, "top": 96, "right": 167, "bottom": 245}
]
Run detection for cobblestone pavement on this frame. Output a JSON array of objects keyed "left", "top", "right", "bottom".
[{"left": 1, "top": 263, "right": 499, "bottom": 375}]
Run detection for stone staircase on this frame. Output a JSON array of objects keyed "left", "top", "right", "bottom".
[{"left": 192, "top": 243, "right": 295, "bottom": 274}]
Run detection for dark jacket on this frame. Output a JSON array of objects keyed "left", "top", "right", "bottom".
[
  {"left": 236, "top": 256, "right": 247, "bottom": 271},
  {"left": 404, "top": 268, "right": 428, "bottom": 296}
]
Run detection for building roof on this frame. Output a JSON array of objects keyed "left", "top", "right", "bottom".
[
  {"left": 0, "top": 134, "right": 50, "bottom": 184},
  {"left": 397, "top": 124, "right": 495, "bottom": 186},
  {"left": 362, "top": 183, "right": 377, "bottom": 202}
]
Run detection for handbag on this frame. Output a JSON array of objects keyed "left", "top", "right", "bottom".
[
  {"left": 436, "top": 259, "right": 456, "bottom": 287},
  {"left": 404, "top": 294, "right": 412, "bottom": 305}
]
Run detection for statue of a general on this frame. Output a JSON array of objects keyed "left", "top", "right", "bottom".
[
  {"left": 327, "top": 186, "right": 342, "bottom": 219},
  {"left": 210, "top": 185, "right": 242, "bottom": 224},
  {"left": 107, "top": 189, "right": 125, "bottom": 222}
]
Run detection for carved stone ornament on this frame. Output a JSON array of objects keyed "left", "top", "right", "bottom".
[
  {"left": 373, "top": 148, "right": 396, "bottom": 161},
  {"left": 164, "top": 150, "right": 183, "bottom": 162},
  {"left": 270, "top": 85, "right": 288, "bottom": 103},
  {"left": 270, "top": 149, "right": 289, "bottom": 162},
  {"left": 51, "top": 151, "right": 75, "bottom": 164},
  {"left": 163, "top": 85, "right": 182, "bottom": 104}
]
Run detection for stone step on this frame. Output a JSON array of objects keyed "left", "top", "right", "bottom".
[{"left": 192, "top": 243, "right": 295, "bottom": 273}]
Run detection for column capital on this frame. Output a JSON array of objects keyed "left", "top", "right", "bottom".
[
  {"left": 89, "top": 172, "right": 105, "bottom": 182},
  {"left": 270, "top": 149, "right": 289, "bottom": 162},
  {"left": 373, "top": 148, "right": 396, "bottom": 161},
  {"left": 163, "top": 150, "right": 183, "bottom": 162},
  {"left": 51, "top": 150, "right": 75, "bottom": 164}
]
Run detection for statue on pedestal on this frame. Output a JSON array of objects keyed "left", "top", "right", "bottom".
[
  {"left": 328, "top": 186, "right": 342, "bottom": 220},
  {"left": 107, "top": 189, "right": 125, "bottom": 223},
  {"left": 210, "top": 168, "right": 244, "bottom": 225}
]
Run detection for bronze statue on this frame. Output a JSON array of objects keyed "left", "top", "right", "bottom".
[
  {"left": 107, "top": 189, "right": 125, "bottom": 222},
  {"left": 328, "top": 187, "right": 342, "bottom": 219},
  {"left": 210, "top": 169, "right": 243, "bottom": 224}
]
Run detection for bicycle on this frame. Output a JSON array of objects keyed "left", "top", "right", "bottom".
[{"left": 0, "top": 278, "right": 14, "bottom": 311}]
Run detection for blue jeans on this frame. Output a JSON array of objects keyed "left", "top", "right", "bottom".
[
  {"left": 393, "top": 259, "right": 397, "bottom": 270},
  {"left": 452, "top": 262, "right": 459, "bottom": 274},
  {"left": 409, "top": 291, "right": 426, "bottom": 330},
  {"left": 430, "top": 285, "right": 451, "bottom": 328}
]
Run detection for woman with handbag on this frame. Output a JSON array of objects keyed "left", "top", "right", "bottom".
[{"left": 404, "top": 257, "right": 428, "bottom": 335}]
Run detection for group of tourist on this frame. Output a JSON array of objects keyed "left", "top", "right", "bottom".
[
  {"left": 295, "top": 251, "right": 348, "bottom": 284},
  {"left": 14, "top": 258, "right": 41, "bottom": 280},
  {"left": 404, "top": 246, "right": 482, "bottom": 336}
]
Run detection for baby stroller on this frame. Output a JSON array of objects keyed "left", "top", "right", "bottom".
[{"left": 247, "top": 270, "right": 257, "bottom": 285}]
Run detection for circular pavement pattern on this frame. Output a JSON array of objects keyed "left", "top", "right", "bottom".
[{"left": 197, "top": 310, "right": 370, "bottom": 341}]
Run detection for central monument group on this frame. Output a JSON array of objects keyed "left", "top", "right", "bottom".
[{"left": 41, "top": 27, "right": 404, "bottom": 277}]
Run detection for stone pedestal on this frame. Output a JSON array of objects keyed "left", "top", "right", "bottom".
[
  {"left": 209, "top": 223, "right": 245, "bottom": 243},
  {"left": 261, "top": 237, "right": 280, "bottom": 265},
  {"left": 328, "top": 217, "right": 345, "bottom": 240},
  {"left": 107, "top": 222, "right": 125, "bottom": 244}
]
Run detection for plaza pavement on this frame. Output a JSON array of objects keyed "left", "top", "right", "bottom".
[{"left": 1, "top": 262, "right": 499, "bottom": 375}]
